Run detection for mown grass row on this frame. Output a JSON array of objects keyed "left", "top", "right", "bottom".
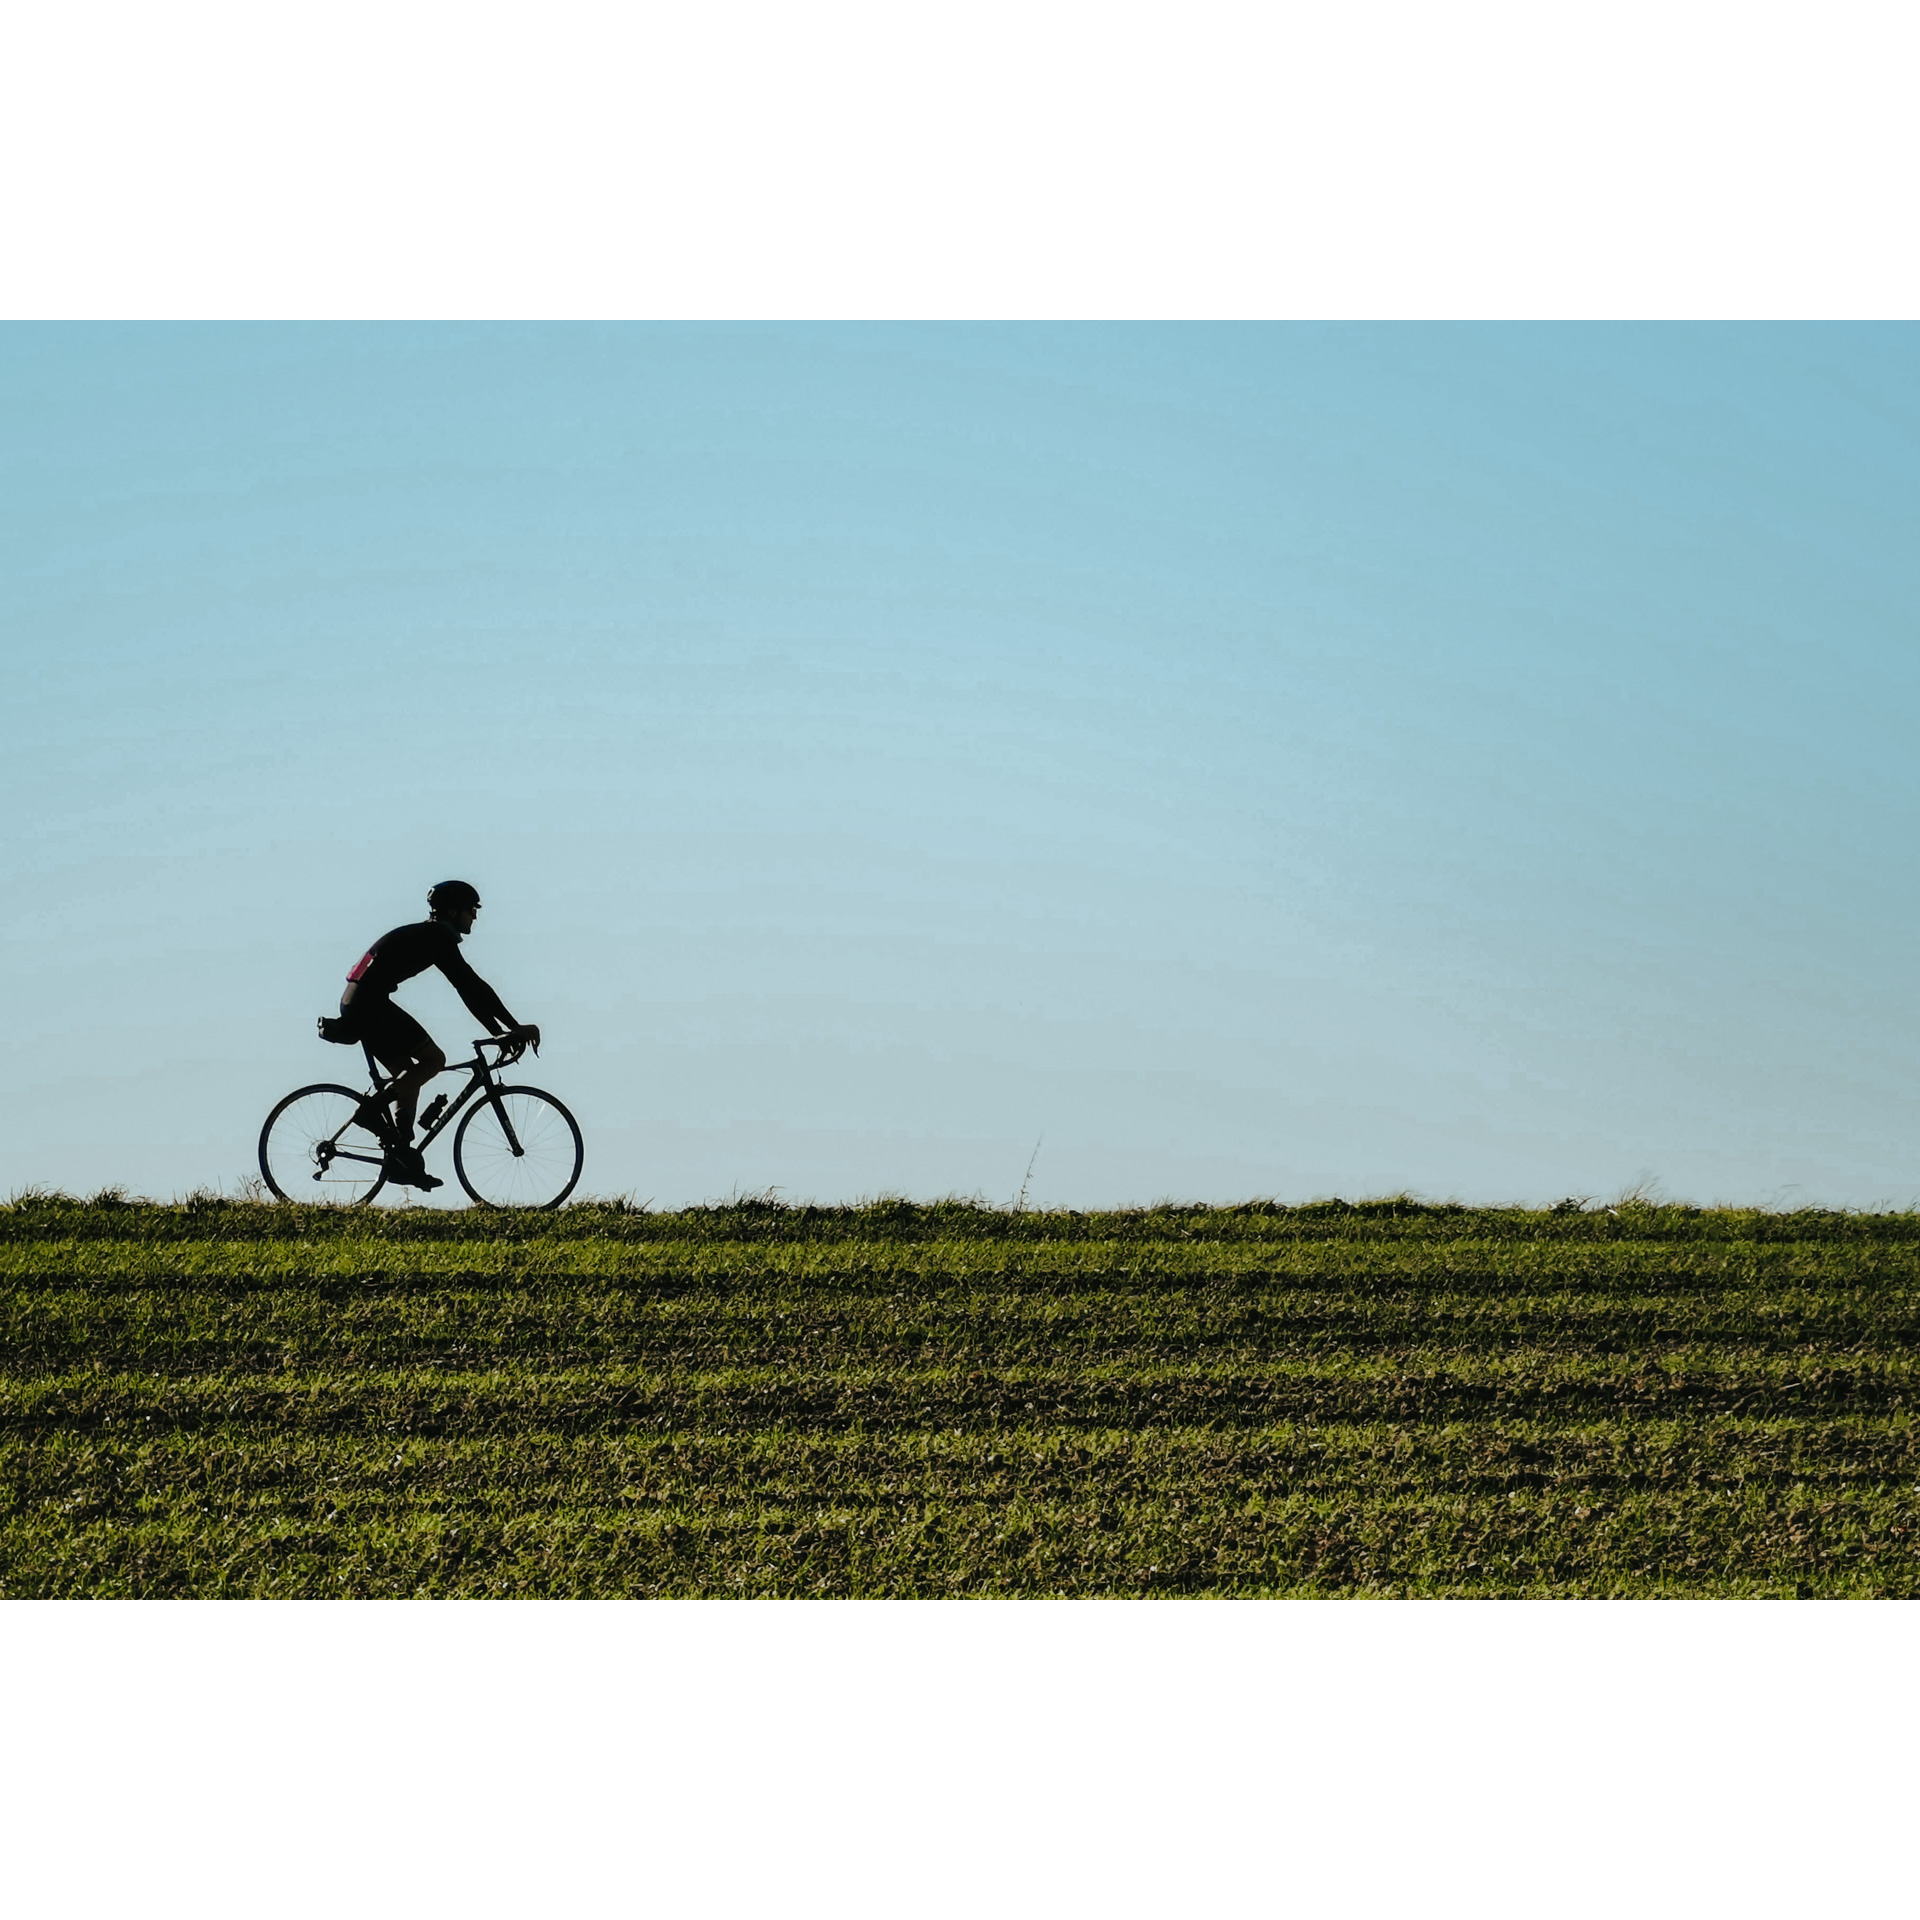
[{"left": 4, "top": 1192, "right": 1917, "bottom": 1596}]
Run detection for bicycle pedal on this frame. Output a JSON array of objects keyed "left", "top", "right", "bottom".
[{"left": 384, "top": 1148, "right": 440, "bottom": 1191}]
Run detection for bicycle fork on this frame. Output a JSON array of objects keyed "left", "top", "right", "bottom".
[{"left": 482, "top": 1079, "right": 526, "bottom": 1158}]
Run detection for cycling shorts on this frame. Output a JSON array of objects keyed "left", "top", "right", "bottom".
[{"left": 340, "top": 992, "right": 437, "bottom": 1075}]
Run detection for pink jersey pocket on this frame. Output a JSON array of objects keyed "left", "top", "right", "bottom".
[{"left": 347, "top": 949, "right": 375, "bottom": 982}]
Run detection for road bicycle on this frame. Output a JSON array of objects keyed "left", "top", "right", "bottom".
[{"left": 258, "top": 1034, "right": 583, "bottom": 1208}]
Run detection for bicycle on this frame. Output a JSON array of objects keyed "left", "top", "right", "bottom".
[{"left": 258, "top": 1034, "right": 583, "bottom": 1208}]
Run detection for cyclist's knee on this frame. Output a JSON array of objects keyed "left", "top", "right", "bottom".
[{"left": 417, "top": 1044, "right": 447, "bottom": 1077}]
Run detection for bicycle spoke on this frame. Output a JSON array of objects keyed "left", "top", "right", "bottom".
[
  {"left": 259, "top": 1086, "right": 390, "bottom": 1205},
  {"left": 454, "top": 1089, "right": 582, "bottom": 1208}
]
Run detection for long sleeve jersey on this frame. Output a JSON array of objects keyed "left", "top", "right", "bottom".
[{"left": 343, "top": 921, "right": 515, "bottom": 1033}]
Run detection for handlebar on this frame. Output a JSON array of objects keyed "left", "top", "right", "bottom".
[{"left": 474, "top": 1028, "right": 540, "bottom": 1057}]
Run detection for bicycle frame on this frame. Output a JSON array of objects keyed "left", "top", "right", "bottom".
[{"left": 314, "top": 1036, "right": 530, "bottom": 1178}]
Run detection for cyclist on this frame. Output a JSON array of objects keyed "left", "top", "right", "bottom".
[{"left": 327, "top": 880, "right": 539, "bottom": 1190}]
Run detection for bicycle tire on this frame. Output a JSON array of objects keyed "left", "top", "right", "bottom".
[
  {"left": 259, "top": 1082, "right": 389, "bottom": 1205},
  {"left": 452, "top": 1085, "right": 583, "bottom": 1209}
]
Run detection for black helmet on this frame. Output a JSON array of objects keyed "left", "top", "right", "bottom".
[{"left": 428, "top": 879, "right": 481, "bottom": 914}]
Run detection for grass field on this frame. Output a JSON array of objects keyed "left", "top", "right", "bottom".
[{"left": 4, "top": 1191, "right": 1917, "bottom": 1597}]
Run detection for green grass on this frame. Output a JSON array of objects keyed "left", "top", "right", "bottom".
[{"left": 5, "top": 1191, "right": 1918, "bottom": 1596}]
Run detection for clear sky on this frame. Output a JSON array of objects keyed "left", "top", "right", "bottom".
[{"left": 7, "top": 323, "right": 1919, "bottom": 1207}]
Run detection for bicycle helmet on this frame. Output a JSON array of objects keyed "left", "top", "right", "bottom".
[{"left": 428, "top": 879, "right": 482, "bottom": 914}]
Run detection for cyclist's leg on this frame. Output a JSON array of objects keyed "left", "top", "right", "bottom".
[{"left": 359, "top": 1001, "right": 445, "bottom": 1142}]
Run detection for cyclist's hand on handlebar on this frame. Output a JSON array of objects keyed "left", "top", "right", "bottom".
[{"left": 505, "top": 1022, "right": 541, "bottom": 1060}]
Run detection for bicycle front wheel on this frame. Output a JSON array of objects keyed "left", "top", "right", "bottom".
[
  {"left": 452, "top": 1085, "right": 583, "bottom": 1208},
  {"left": 259, "top": 1083, "right": 389, "bottom": 1205}
]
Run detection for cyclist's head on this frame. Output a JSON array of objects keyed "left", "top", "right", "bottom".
[{"left": 427, "top": 880, "right": 482, "bottom": 927}]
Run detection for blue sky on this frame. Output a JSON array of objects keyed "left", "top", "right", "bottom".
[{"left": 6, "top": 323, "right": 1919, "bottom": 1206}]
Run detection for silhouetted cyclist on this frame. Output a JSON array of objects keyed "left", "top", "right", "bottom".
[{"left": 325, "top": 880, "right": 539, "bottom": 1190}]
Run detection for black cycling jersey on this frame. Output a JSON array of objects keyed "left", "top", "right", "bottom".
[{"left": 341, "top": 920, "right": 516, "bottom": 1034}]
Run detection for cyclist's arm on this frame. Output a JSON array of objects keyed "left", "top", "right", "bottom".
[{"left": 438, "top": 951, "right": 517, "bottom": 1035}]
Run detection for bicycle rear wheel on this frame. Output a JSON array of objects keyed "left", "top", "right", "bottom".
[
  {"left": 453, "top": 1086, "right": 583, "bottom": 1208},
  {"left": 259, "top": 1083, "right": 389, "bottom": 1204}
]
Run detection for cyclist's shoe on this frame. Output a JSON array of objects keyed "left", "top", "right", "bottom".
[
  {"left": 385, "top": 1144, "right": 443, "bottom": 1191},
  {"left": 353, "top": 1099, "right": 396, "bottom": 1143}
]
